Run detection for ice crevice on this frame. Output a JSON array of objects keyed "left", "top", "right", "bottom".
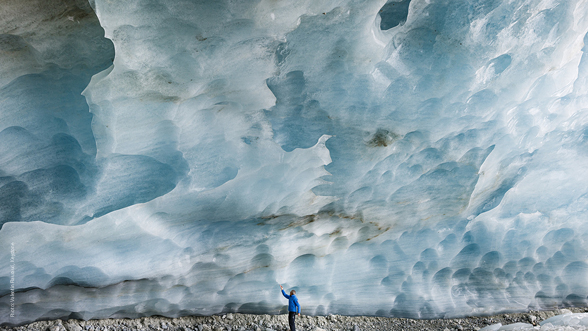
[{"left": 2, "top": 0, "right": 588, "bottom": 326}]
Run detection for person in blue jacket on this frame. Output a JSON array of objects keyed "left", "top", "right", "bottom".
[{"left": 280, "top": 284, "right": 300, "bottom": 331}]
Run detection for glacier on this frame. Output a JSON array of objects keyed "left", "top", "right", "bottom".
[{"left": 2, "top": 0, "right": 588, "bottom": 325}]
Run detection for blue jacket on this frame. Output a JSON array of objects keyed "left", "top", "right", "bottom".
[{"left": 281, "top": 289, "right": 300, "bottom": 313}]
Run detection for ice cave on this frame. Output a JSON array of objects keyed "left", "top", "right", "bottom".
[{"left": 2, "top": 0, "right": 588, "bottom": 326}]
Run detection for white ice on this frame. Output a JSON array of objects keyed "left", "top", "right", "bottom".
[
  {"left": 481, "top": 312, "right": 588, "bottom": 330},
  {"left": 2, "top": 0, "right": 588, "bottom": 326}
]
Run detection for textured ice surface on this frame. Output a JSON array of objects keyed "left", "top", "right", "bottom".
[
  {"left": 2, "top": 0, "right": 588, "bottom": 326},
  {"left": 481, "top": 312, "right": 588, "bottom": 330},
  {"left": 541, "top": 312, "right": 588, "bottom": 329}
]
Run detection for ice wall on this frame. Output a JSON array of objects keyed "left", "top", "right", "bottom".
[{"left": 2, "top": 0, "right": 588, "bottom": 326}]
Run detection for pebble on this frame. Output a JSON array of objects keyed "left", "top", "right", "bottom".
[{"left": 3, "top": 308, "right": 588, "bottom": 331}]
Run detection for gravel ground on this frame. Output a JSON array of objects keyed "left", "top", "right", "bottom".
[{"left": 3, "top": 308, "right": 588, "bottom": 331}]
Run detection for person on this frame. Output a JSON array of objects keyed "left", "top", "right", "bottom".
[{"left": 280, "top": 284, "right": 300, "bottom": 331}]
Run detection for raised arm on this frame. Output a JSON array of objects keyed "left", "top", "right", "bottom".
[
  {"left": 280, "top": 285, "right": 290, "bottom": 299},
  {"left": 281, "top": 289, "right": 290, "bottom": 299}
]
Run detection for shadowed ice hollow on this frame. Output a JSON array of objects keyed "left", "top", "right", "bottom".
[{"left": 2, "top": 0, "right": 588, "bottom": 325}]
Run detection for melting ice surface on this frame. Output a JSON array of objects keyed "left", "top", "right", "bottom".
[{"left": 2, "top": 0, "right": 588, "bottom": 325}]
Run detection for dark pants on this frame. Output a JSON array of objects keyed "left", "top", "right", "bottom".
[{"left": 288, "top": 311, "right": 296, "bottom": 331}]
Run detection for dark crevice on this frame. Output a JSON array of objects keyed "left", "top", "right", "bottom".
[{"left": 379, "top": 0, "right": 411, "bottom": 30}]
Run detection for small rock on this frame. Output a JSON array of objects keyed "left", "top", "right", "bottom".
[
  {"left": 50, "top": 324, "right": 64, "bottom": 331},
  {"left": 65, "top": 323, "right": 82, "bottom": 331},
  {"left": 226, "top": 314, "right": 234, "bottom": 320}
]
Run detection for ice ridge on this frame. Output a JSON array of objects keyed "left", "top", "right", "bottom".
[{"left": 2, "top": 0, "right": 588, "bottom": 326}]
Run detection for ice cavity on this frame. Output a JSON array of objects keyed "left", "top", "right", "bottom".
[{"left": 3, "top": 0, "right": 588, "bottom": 326}]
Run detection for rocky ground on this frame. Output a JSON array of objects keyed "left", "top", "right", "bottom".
[{"left": 2, "top": 308, "right": 588, "bottom": 331}]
